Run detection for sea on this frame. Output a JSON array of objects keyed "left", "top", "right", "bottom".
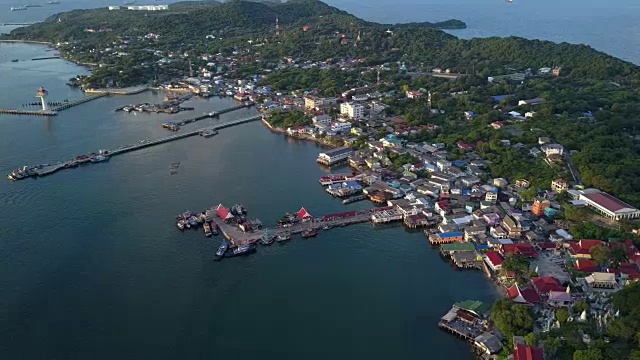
[{"left": 0, "top": 0, "right": 637, "bottom": 359}]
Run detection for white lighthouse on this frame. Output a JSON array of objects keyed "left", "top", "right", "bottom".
[{"left": 36, "top": 86, "right": 49, "bottom": 111}]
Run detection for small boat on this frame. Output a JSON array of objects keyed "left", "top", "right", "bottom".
[
  {"left": 11, "top": 59, "right": 18, "bottom": 62},
  {"left": 301, "top": 230, "right": 317, "bottom": 238},
  {"left": 215, "top": 240, "right": 228, "bottom": 258},
  {"left": 260, "top": 235, "right": 276, "bottom": 245},
  {"left": 226, "top": 243, "right": 256, "bottom": 257},
  {"left": 188, "top": 216, "right": 198, "bottom": 227},
  {"left": 203, "top": 222, "right": 212, "bottom": 237},
  {"left": 322, "top": 225, "right": 332, "bottom": 230},
  {"left": 277, "top": 233, "right": 291, "bottom": 243},
  {"left": 48, "top": 0, "right": 61, "bottom": 4},
  {"left": 176, "top": 220, "right": 185, "bottom": 230},
  {"left": 211, "top": 223, "right": 219, "bottom": 236},
  {"left": 10, "top": 6, "right": 28, "bottom": 11}
]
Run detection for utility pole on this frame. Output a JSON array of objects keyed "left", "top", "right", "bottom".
[{"left": 275, "top": 16, "right": 279, "bottom": 37}]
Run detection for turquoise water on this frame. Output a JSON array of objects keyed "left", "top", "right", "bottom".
[{"left": 0, "top": 44, "right": 499, "bottom": 359}]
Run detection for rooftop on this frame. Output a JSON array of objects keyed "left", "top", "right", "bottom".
[{"left": 586, "top": 192, "right": 638, "bottom": 213}]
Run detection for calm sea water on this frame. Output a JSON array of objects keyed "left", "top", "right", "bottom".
[
  {"left": 0, "top": 43, "right": 499, "bottom": 359},
  {"left": 0, "top": 0, "right": 639, "bottom": 64}
]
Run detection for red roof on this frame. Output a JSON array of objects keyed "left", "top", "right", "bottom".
[
  {"left": 531, "top": 276, "right": 564, "bottom": 294},
  {"left": 569, "top": 239, "right": 604, "bottom": 255},
  {"left": 537, "top": 242, "right": 557, "bottom": 249},
  {"left": 297, "top": 207, "right": 313, "bottom": 219},
  {"left": 485, "top": 251, "right": 504, "bottom": 267},
  {"left": 215, "top": 204, "right": 233, "bottom": 220},
  {"left": 502, "top": 243, "right": 538, "bottom": 258},
  {"left": 507, "top": 284, "right": 541, "bottom": 305},
  {"left": 574, "top": 259, "right": 597, "bottom": 273},
  {"left": 586, "top": 192, "right": 635, "bottom": 212},
  {"left": 514, "top": 344, "right": 544, "bottom": 360}
]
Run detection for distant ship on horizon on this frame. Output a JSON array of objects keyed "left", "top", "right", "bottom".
[
  {"left": 10, "top": 6, "right": 28, "bottom": 11},
  {"left": 48, "top": 0, "right": 61, "bottom": 4}
]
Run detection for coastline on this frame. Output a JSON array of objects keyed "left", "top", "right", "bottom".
[{"left": 260, "top": 118, "right": 340, "bottom": 149}]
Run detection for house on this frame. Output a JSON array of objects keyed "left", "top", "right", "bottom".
[
  {"left": 552, "top": 66, "right": 561, "bottom": 77},
  {"left": 569, "top": 239, "right": 604, "bottom": 259},
  {"left": 501, "top": 243, "right": 538, "bottom": 258},
  {"left": 330, "top": 122, "right": 352, "bottom": 133},
  {"left": 547, "top": 291, "right": 572, "bottom": 307},
  {"left": 464, "top": 111, "right": 478, "bottom": 120},
  {"left": 540, "top": 144, "right": 565, "bottom": 157},
  {"left": 585, "top": 272, "right": 618, "bottom": 291},
  {"left": 340, "top": 102, "right": 364, "bottom": 120},
  {"left": 484, "top": 251, "right": 504, "bottom": 271},
  {"left": 371, "top": 101, "right": 387, "bottom": 113},
  {"left": 531, "top": 276, "right": 565, "bottom": 295},
  {"left": 474, "top": 333, "right": 503, "bottom": 355},
  {"left": 502, "top": 214, "right": 522, "bottom": 238},
  {"left": 490, "top": 121, "right": 505, "bottom": 129},
  {"left": 406, "top": 90, "right": 422, "bottom": 99},
  {"left": 493, "top": 178, "right": 508, "bottom": 188},
  {"left": 525, "top": 111, "right": 536, "bottom": 119},
  {"left": 514, "top": 344, "right": 544, "bottom": 360},
  {"left": 507, "top": 283, "right": 541, "bottom": 305},
  {"left": 579, "top": 190, "right": 640, "bottom": 220},
  {"left": 485, "top": 191, "right": 498, "bottom": 202},
  {"left": 313, "top": 114, "right": 332, "bottom": 124},
  {"left": 515, "top": 179, "right": 530, "bottom": 188},
  {"left": 551, "top": 178, "right": 568, "bottom": 193},
  {"left": 518, "top": 98, "right": 546, "bottom": 106},
  {"left": 529, "top": 147, "right": 542, "bottom": 157},
  {"left": 538, "top": 137, "right": 550, "bottom": 145},
  {"left": 317, "top": 147, "right": 353, "bottom": 165},
  {"left": 532, "top": 199, "right": 550, "bottom": 217},
  {"left": 304, "top": 94, "right": 323, "bottom": 109},
  {"left": 574, "top": 259, "right": 598, "bottom": 273}
]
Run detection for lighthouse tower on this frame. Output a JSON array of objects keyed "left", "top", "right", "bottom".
[{"left": 36, "top": 86, "right": 49, "bottom": 111}]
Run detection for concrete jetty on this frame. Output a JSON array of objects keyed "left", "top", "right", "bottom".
[
  {"left": 7, "top": 115, "right": 262, "bottom": 181},
  {"left": 165, "top": 101, "right": 255, "bottom": 129},
  {"left": 1, "top": 93, "right": 108, "bottom": 116},
  {"left": 84, "top": 86, "right": 149, "bottom": 95}
]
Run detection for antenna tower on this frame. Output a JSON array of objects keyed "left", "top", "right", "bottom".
[{"left": 275, "top": 16, "right": 280, "bottom": 37}]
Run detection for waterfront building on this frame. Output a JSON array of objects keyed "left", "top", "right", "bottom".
[
  {"left": 317, "top": 147, "right": 353, "bottom": 166},
  {"left": 429, "top": 231, "right": 463, "bottom": 245},
  {"left": 484, "top": 251, "right": 504, "bottom": 271}
]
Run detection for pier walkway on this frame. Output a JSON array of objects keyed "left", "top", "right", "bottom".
[
  {"left": 168, "top": 101, "right": 254, "bottom": 128},
  {"left": 211, "top": 210, "right": 374, "bottom": 246},
  {"left": 0, "top": 93, "right": 108, "bottom": 116},
  {"left": 7, "top": 115, "right": 262, "bottom": 180},
  {"left": 50, "top": 93, "right": 107, "bottom": 111}
]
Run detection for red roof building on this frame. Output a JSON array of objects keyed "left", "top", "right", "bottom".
[
  {"left": 569, "top": 239, "right": 604, "bottom": 258},
  {"left": 506, "top": 284, "right": 541, "bottom": 305},
  {"left": 574, "top": 259, "right": 598, "bottom": 273},
  {"left": 215, "top": 204, "right": 234, "bottom": 220},
  {"left": 501, "top": 243, "right": 538, "bottom": 258},
  {"left": 484, "top": 251, "right": 505, "bottom": 271},
  {"left": 514, "top": 344, "right": 544, "bottom": 360},
  {"left": 297, "top": 207, "right": 313, "bottom": 220},
  {"left": 583, "top": 192, "right": 640, "bottom": 221},
  {"left": 531, "top": 276, "right": 564, "bottom": 295}
]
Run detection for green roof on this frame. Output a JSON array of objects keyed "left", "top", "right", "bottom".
[
  {"left": 440, "top": 243, "right": 476, "bottom": 252},
  {"left": 454, "top": 300, "right": 491, "bottom": 316}
]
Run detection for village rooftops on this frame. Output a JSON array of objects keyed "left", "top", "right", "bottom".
[
  {"left": 454, "top": 300, "right": 491, "bottom": 317},
  {"left": 531, "top": 276, "right": 564, "bottom": 294},
  {"left": 514, "top": 344, "right": 544, "bottom": 360}
]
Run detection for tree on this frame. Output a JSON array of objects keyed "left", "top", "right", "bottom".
[
  {"left": 556, "top": 309, "right": 570, "bottom": 325},
  {"left": 573, "top": 301, "right": 590, "bottom": 314},
  {"left": 491, "top": 299, "right": 534, "bottom": 338},
  {"left": 590, "top": 245, "right": 611, "bottom": 266},
  {"left": 525, "top": 332, "right": 539, "bottom": 347},
  {"left": 573, "top": 349, "right": 603, "bottom": 360}
]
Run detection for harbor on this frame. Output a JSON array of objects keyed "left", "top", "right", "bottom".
[
  {"left": 6, "top": 115, "right": 262, "bottom": 181},
  {"left": 161, "top": 101, "right": 254, "bottom": 131}
]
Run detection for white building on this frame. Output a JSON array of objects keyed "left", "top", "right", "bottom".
[
  {"left": 541, "top": 144, "right": 565, "bottom": 157},
  {"left": 312, "top": 114, "right": 332, "bottom": 125},
  {"left": 330, "top": 122, "right": 352, "bottom": 133},
  {"left": 317, "top": 147, "right": 353, "bottom": 165},
  {"left": 340, "top": 102, "right": 364, "bottom": 120},
  {"left": 351, "top": 94, "right": 368, "bottom": 102},
  {"left": 579, "top": 190, "right": 640, "bottom": 221}
]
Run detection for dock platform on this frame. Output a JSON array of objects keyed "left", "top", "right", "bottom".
[{"left": 7, "top": 115, "right": 262, "bottom": 181}]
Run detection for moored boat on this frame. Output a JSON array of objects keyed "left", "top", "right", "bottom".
[
  {"left": 215, "top": 240, "right": 229, "bottom": 258},
  {"left": 301, "top": 230, "right": 318, "bottom": 238},
  {"left": 211, "top": 223, "right": 219, "bottom": 236},
  {"left": 226, "top": 243, "right": 256, "bottom": 257},
  {"left": 203, "top": 222, "right": 212, "bottom": 237},
  {"left": 277, "top": 233, "right": 291, "bottom": 243}
]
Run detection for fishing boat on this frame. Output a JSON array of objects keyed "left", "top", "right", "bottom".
[
  {"left": 10, "top": 6, "right": 28, "bottom": 11},
  {"left": 301, "top": 230, "right": 318, "bottom": 238},
  {"left": 277, "top": 233, "right": 291, "bottom": 243},
  {"left": 211, "top": 223, "right": 219, "bottom": 236},
  {"left": 48, "top": 0, "right": 61, "bottom": 4},
  {"left": 260, "top": 234, "right": 276, "bottom": 246},
  {"left": 11, "top": 59, "right": 18, "bottom": 62},
  {"left": 226, "top": 243, "right": 256, "bottom": 257},
  {"left": 203, "top": 222, "right": 212, "bottom": 237},
  {"left": 204, "top": 210, "right": 213, "bottom": 222},
  {"left": 176, "top": 220, "right": 186, "bottom": 230},
  {"left": 322, "top": 225, "right": 332, "bottom": 230},
  {"left": 215, "top": 240, "right": 228, "bottom": 258}
]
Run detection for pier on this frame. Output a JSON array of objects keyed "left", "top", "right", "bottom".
[
  {"left": 0, "top": 87, "right": 109, "bottom": 117},
  {"left": 7, "top": 115, "right": 262, "bottom": 181},
  {"left": 84, "top": 86, "right": 149, "bottom": 95},
  {"left": 211, "top": 209, "right": 374, "bottom": 246},
  {"left": 164, "top": 102, "right": 255, "bottom": 130}
]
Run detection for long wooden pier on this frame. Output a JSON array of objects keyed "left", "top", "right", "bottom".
[{"left": 7, "top": 115, "right": 262, "bottom": 181}]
